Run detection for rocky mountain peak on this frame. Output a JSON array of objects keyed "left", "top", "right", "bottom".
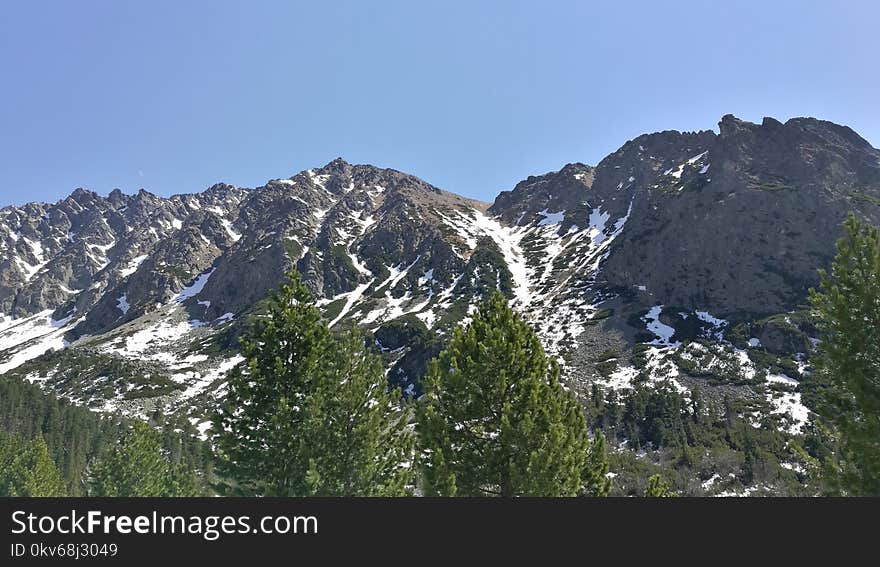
[
  {"left": 489, "top": 162, "right": 594, "bottom": 226},
  {"left": 107, "top": 188, "right": 127, "bottom": 208},
  {"left": 718, "top": 113, "right": 753, "bottom": 137},
  {"left": 600, "top": 113, "right": 880, "bottom": 317},
  {"left": 321, "top": 157, "right": 351, "bottom": 173},
  {"left": 68, "top": 188, "right": 103, "bottom": 208}
]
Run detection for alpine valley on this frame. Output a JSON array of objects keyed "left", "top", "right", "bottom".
[{"left": 2, "top": 114, "right": 879, "bottom": 495}]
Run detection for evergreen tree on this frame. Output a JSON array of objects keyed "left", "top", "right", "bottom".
[
  {"left": 582, "top": 431, "right": 612, "bottom": 497},
  {"left": 0, "top": 374, "right": 208, "bottom": 495},
  {"left": 89, "top": 422, "right": 199, "bottom": 496},
  {"left": 417, "top": 292, "right": 609, "bottom": 496},
  {"left": 809, "top": 213, "right": 880, "bottom": 495},
  {"left": 644, "top": 474, "right": 677, "bottom": 497},
  {"left": 276, "top": 330, "right": 414, "bottom": 496},
  {"left": 0, "top": 432, "right": 67, "bottom": 497},
  {"left": 213, "top": 269, "right": 413, "bottom": 496}
]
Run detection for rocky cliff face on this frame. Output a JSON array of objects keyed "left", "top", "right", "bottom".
[
  {"left": 599, "top": 115, "right": 880, "bottom": 316},
  {"left": 2, "top": 114, "right": 878, "bottom": 444},
  {"left": 0, "top": 183, "right": 247, "bottom": 321}
]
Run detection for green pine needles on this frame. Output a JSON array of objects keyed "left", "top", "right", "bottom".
[
  {"left": 0, "top": 432, "right": 67, "bottom": 497},
  {"left": 416, "top": 292, "right": 610, "bottom": 497},
  {"left": 808, "top": 213, "right": 880, "bottom": 495},
  {"left": 213, "top": 270, "right": 414, "bottom": 496},
  {"left": 89, "top": 421, "right": 200, "bottom": 497}
]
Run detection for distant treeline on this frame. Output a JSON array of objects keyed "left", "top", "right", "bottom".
[{"left": 0, "top": 375, "right": 211, "bottom": 496}]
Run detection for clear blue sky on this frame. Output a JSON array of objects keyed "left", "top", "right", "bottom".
[{"left": 1, "top": 1, "right": 878, "bottom": 206}]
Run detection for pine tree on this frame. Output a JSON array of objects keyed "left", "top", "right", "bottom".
[
  {"left": 301, "top": 330, "right": 414, "bottom": 496},
  {"left": 213, "top": 269, "right": 333, "bottom": 495},
  {"left": 0, "top": 374, "right": 138, "bottom": 494},
  {"left": 417, "top": 292, "right": 609, "bottom": 497},
  {"left": 0, "top": 432, "right": 67, "bottom": 497},
  {"left": 21, "top": 437, "right": 67, "bottom": 497},
  {"left": 808, "top": 213, "right": 880, "bottom": 495},
  {"left": 644, "top": 474, "right": 677, "bottom": 497},
  {"left": 213, "top": 269, "right": 414, "bottom": 496},
  {"left": 89, "top": 422, "right": 199, "bottom": 496},
  {"left": 582, "top": 430, "right": 612, "bottom": 496}
]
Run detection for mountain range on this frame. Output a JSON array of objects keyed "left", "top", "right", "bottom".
[{"left": 2, "top": 114, "right": 879, "bottom": 491}]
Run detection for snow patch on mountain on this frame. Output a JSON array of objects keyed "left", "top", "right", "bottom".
[
  {"left": 221, "top": 219, "right": 241, "bottom": 242},
  {"left": 326, "top": 280, "right": 375, "bottom": 328},
  {"left": 768, "top": 391, "right": 808, "bottom": 435},
  {"left": 119, "top": 254, "right": 149, "bottom": 278},
  {"left": 175, "top": 354, "right": 245, "bottom": 403},
  {"left": 537, "top": 209, "right": 565, "bottom": 226},
  {"left": 695, "top": 310, "right": 728, "bottom": 340},
  {"left": 103, "top": 318, "right": 193, "bottom": 360},
  {"left": 469, "top": 211, "right": 531, "bottom": 307},
  {"left": 116, "top": 295, "right": 130, "bottom": 315},
  {"left": 172, "top": 269, "right": 215, "bottom": 303},
  {"left": 0, "top": 310, "right": 78, "bottom": 374},
  {"left": 643, "top": 306, "right": 679, "bottom": 346}
]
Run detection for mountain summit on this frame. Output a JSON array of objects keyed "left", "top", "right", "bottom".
[{"left": 1, "top": 115, "right": 878, "bottom": 457}]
